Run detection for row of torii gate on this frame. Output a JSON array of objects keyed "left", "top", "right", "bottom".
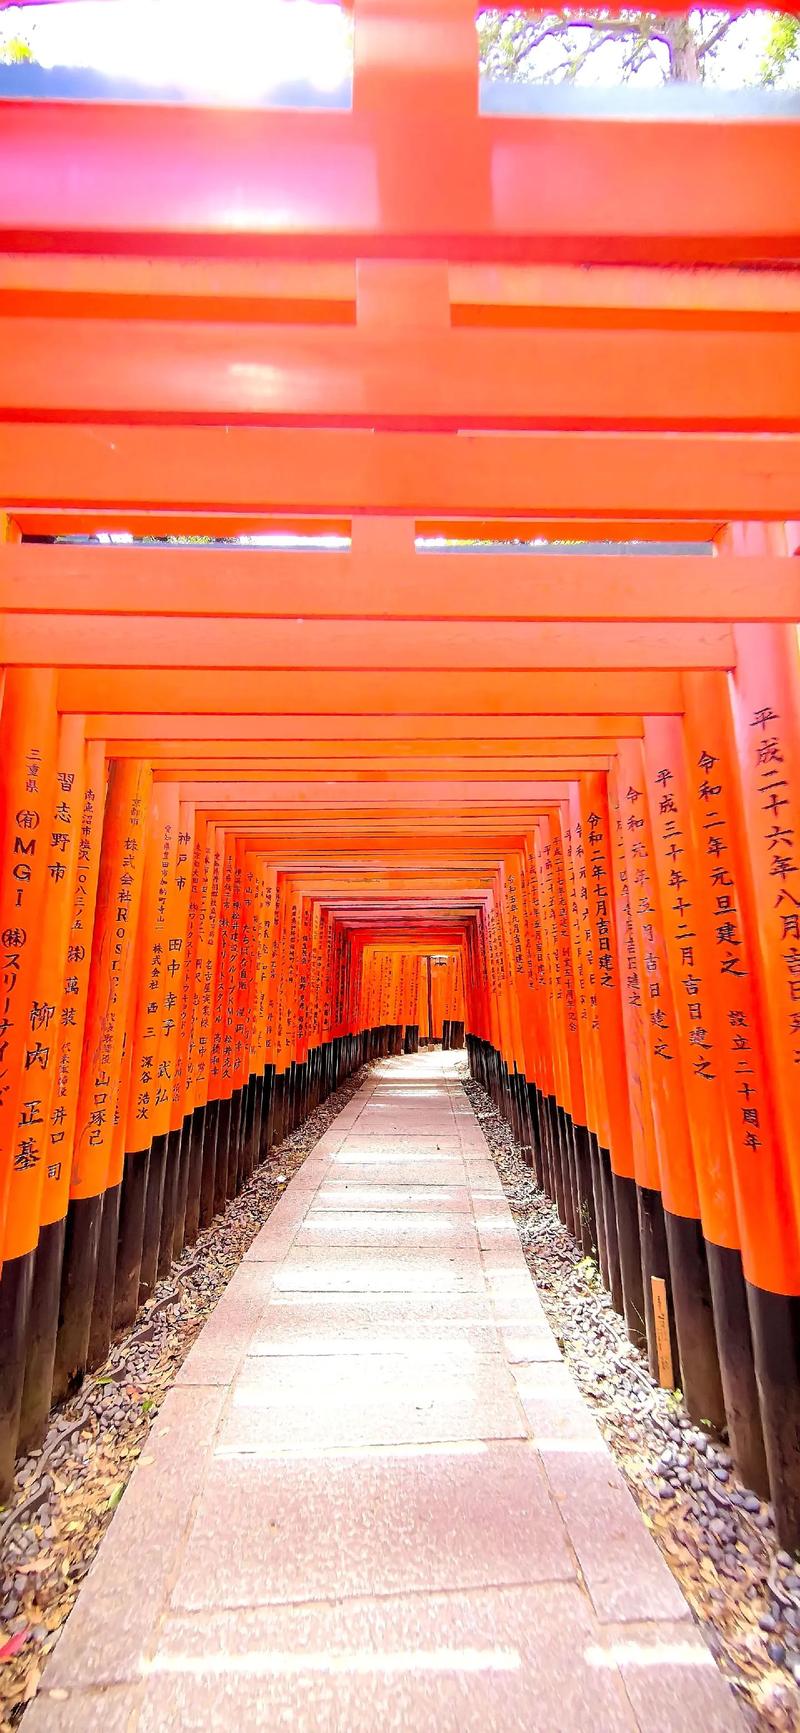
[{"left": 0, "top": 0, "right": 800, "bottom": 1554}]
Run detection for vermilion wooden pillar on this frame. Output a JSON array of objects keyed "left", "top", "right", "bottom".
[
  {"left": 53, "top": 759, "right": 152, "bottom": 1405},
  {"left": 0, "top": 671, "right": 59, "bottom": 1494}
]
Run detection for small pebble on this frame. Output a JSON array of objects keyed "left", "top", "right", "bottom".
[{"left": 767, "top": 1640, "right": 787, "bottom": 1667}]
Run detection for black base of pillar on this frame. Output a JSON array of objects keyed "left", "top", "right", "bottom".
[
  {"left": 247, "top": 1074, "right": 264, "bottom": 1175},
  {"left": 227, "top": 1088, "right": 242, "bottom": 1198},
  {"left": 543, "top": 1094, "right": 558, "bottom": 1203},
  {"left": 0, "top": 1248, "right": 35, "bottom": 1497},
  {"left": 528, "top": 1085, "right": 545, "bottom": 1190},
  {"left": 139, "top": 1132, "right": 167, "bottom": 1307},
  {"left": 637, "top": 1184, "right": 680, "bottom": 1388},
  {"left": 52, "top": 1192, "right": 104, "bottom": 1405},
  {"left": 18, "top": 1216, "right": 67, "bottom": 1456},
  {"left": 746, "top": 1282, "right": 800, "bottom": 1550},
  {"left": 568, "top": 1117, "right": 585, "bottom": 1241},
  {"left": 87, "top": 1180, "right": 122, "bottom": 1371},
  {"left": 213, "top": 1097, "right": 231, "bottom": 1215},
  {"left": 262, "top": 1065, "right": 275, "bottom": 1157},
  {"left": 184, "top": 1106, "right": 205, "bottom": 1245},
  {"left": 599, "top": 1147, "right": 623, "bottom": 1315},
  {"left": 512, "top": 1069, "right": 533, "bottom": 1167},
  {"left": 173, "top": 1116, "right": 194, "bottom": 1258},
  {"left": 551, "top": 1101, "right": 567, "bottom": 1225},
  {"left": 157, "top": 1124, "right": 182, "bottom": 1278},
  {"left": 589, "top": 1132, "right": 609, "bottom": 1290},
  {"left": 572, "top": 1124, "right": 596, "bottom": 1257},
  {"left": 705, "top": 1243, "right": 769, "bottom": 1499},
  {"left": 664, "top": 1209, "right": 725, "bottom": 1431},
  {"left": 612, "top": 1171, "right": 647, "bottom": 1352},
  {"left": 113, "top": 1146, "right": 150, "bottom": 1331},
  {"left": 272, "top": 1074, "right": 285, "bottom": 1150},
  {"left": 200, "top": 1097, "right": 219, "bottom": 1230}
]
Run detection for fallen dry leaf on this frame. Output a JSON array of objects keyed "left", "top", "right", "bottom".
[{"left": 0, "top": 1633, "right": 28, "bottom": 1662}]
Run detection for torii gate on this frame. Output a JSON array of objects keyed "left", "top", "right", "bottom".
[{"left": 0, "top": 0, "right": 799, "bottom": 1559}]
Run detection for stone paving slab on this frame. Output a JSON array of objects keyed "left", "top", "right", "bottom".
[
  {"left": 248, "top": 1292, "right": 501, "bottom": 1351},
  {"left": 272, "top": 1245, "right": 487, "bottom": 1294},
  {"left": 171, "top": 1439, "right": 574, "bottom": 1610},
  {"left": 216, "top": 1349, "right": 527, "bottom": 1453},
  {"left": 26, "top": 1052, "right": 745, "bottom": 1733},
  {"left": 322, "top": 1159, "right": 468, "bottom": 1185},
  {"left": 313, "top": 1181, "right": 474, "bottom": 1211},
  {"left": 330, "top": 1140, "right": 466, "bottom": 1158},
  {"left": 295, "top": 1208, "right": 479, "bottom": 1248},
  {"left": 134, "top": 1584, "right": 640, "bottom": 1733}
]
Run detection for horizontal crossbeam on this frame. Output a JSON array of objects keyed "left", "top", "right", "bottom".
[
  {"left": 2, "top": 543, "right": 796, "bottom": 623},
  {"left": 4, "top": 426, "right": 796, "bottom": 519},
  {"left": 3, "top": 317, "right": 798, "bottom": 427},
  {"left": 2, "top": 103, "right": 798, "bottom": 267}
]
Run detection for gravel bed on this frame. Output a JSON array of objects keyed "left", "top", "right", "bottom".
[
  {"left": 0, "top": 1065, "right": 372, "bottom": 1729},
  {"left": 457, "top": 1063, "right": 800, "bottom": 1733}
]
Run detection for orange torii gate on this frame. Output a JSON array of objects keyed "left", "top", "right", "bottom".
[{"left": 0, "top": 0, "right": 799, "bottom": 1557}]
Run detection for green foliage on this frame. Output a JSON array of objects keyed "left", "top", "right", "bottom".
[
  {"left": 0, "top": 35, "right": 33, "bottom": 65},
  {"left": 759, "top": 12, "right": 800, "bottom": 83},
  {"left": 137, "top": 535, "right": 240, "bottom": 545},
  {"left": 478, "top": 8, "right": 794, "bottom": 87}
]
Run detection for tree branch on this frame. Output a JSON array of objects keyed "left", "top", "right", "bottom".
[{"left": 695, "top": 16, "right": 738, "bottom": 59}]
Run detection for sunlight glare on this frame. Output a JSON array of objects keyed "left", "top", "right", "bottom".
[
  {"left": 0, "top": 0, "right": 352, "bottom": 101},
  {"left": 145, "top": 1644, "right": 522, "bottom": 1677},
  {"left": 585, "top": 1639, "right": 715, "bottom": 1670}
]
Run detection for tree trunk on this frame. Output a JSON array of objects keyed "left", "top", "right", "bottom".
[{"left": 664, "top": 18, "right": 701, "bottom": 83}]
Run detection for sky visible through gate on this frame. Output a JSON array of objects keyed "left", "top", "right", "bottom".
[
  {"left": 0, "top": 0, "right": 798, "bottom": 96},
  {"left": 0, "top": 0, "right": 353, "bottom": 99}
]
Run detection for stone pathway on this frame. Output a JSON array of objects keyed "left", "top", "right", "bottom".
[{"left": 24, "top": 1052, "right": 744, "bottom": 1732}]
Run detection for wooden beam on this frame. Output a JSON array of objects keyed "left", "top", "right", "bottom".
[
  {"left": 3, "top": 543, "right": 796, "bottom": 622},
  {"left": 2, "top": 101, "right": 798, "bottom": 266},
  {"left": 171, "top": 780, "right": 574, "bottom": 801},
  {"left": 0, "top": 616, "right": 734, "bottom": 670},
  {"left": 3, "top": 316, "right": 798, "bottom": 427},
  {"left": 57, "top": 668, "right": 683, "bottom": 714},
  {"left": 101, "top": 737, "right": 615, "bottom": 758},
  {"left": 3, "top": 425, "right": 796, "bottom": 518},
  {"left": 9, "top": 511, "right": 721, "bottom": 541},
  {"left": 85, "top": 714, "right": 638, "bottom": 740},
  {"left": 5, "top": 257, "right": 800, "bottom": 326}
]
